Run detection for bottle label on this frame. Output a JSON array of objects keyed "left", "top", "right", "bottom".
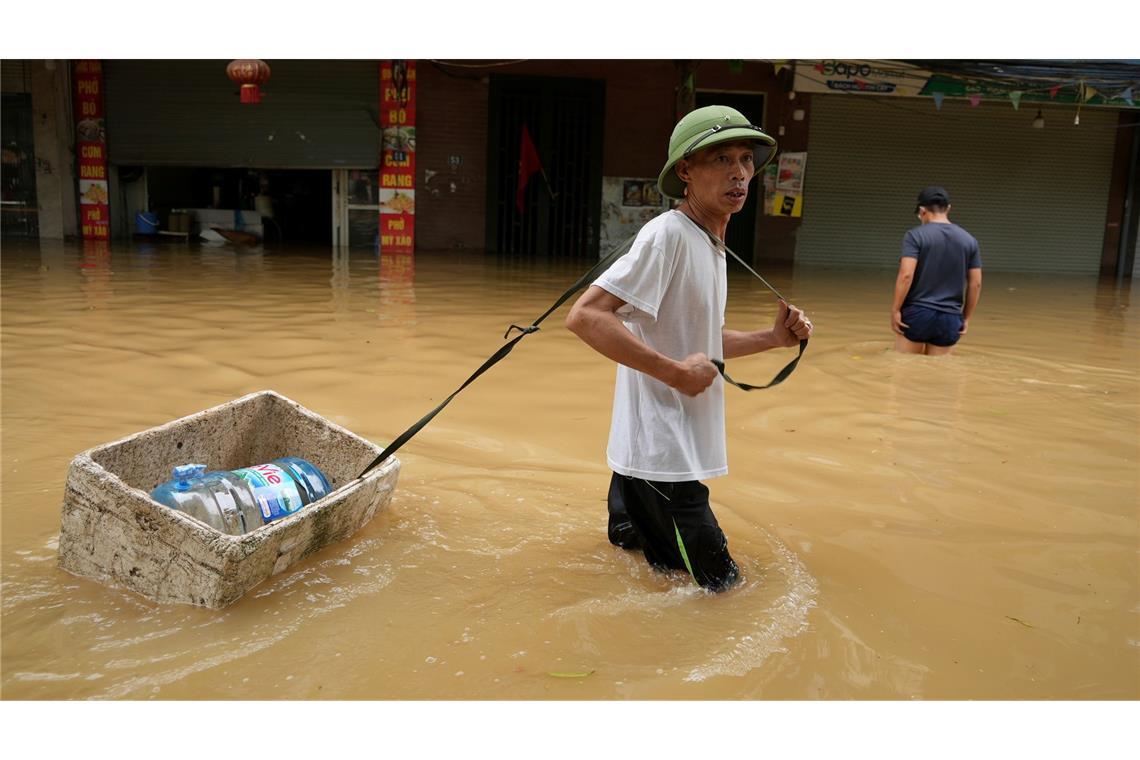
[{"left": 232, "top": 463, "right": 305, "bottom": 523}]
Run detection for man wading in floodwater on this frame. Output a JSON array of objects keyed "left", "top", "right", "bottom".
[
  {"left": 566, "top": 105, "right": 813, "bottom": 592},
  {"left": 891, "top": 186, "right": 983, "bottom": 355}
]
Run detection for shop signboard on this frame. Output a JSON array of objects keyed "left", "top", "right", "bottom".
[
  {"left": 794, "top": 59, "right": 1137, "bottom": 108},
  {"left": 794, "top": 60, "right": 932, "bottom": 97},
  {"left": 379, "top": 60, "right": 416, "bottom": 255},
  {"left": 74, "top": 60, "right": 110, "bottom": 240}
]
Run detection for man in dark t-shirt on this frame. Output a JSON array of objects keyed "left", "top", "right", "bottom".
[{"left": 891, "top": 186, "right": 983, "bottom": 355}]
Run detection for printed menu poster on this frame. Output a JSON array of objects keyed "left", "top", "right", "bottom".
[
  {"left": 74, "top": 60, "right": 110, "bottom": 239},
  {"left": 773, "top": 151, "right": 807, "bottom": 218},
  {"left": 379, "top": 60, "right": 416, "bottom": 254},
  {"left": 762, "top": 164, "right": 778, "bottom": 216}
]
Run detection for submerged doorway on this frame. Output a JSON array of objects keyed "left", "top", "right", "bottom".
[
  {"left": 142, "top": 167, "right": 332, "bottom": 245},
  {"left": 1, "top": 93, "right": 39, "bottom": 238},
  {"left": 695, "top": 91, "right": 766, "bottom": 261},
  {"left": 486, "top": 75, "right": 605, "bottom": 259}
]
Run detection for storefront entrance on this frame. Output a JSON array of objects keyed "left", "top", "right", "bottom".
[
  {"left": 141, "top": 167, "right": 331, "bottom": 244},
  {"left": 485, "top": 75, "right": 605, "bottom": 259},
  {"left": 2, "top": 92, "right": 39, "bottom": 238},
  {"left": 103, "top": 59, "right": 377, "bottom": 247},
  {"left": 796, "top": 96, "right": 1120, "bottom": 274},
  {"left": 333, "top": 169, "right": 381, "bottom": 249}
]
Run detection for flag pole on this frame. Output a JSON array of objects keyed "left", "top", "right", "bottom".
[{"left": 538, "top": 167, "right": 557, "bottom": 200}]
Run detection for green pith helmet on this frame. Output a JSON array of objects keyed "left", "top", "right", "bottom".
[{"left": 657, "top": 105, "right": 778, "bottom": 200}]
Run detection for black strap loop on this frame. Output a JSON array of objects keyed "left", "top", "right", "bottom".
[
  {"left": 504, "top": 324, "right": 540, "bottom": 339},
  {"left": 712, "top": 338, "right": 807, "bottom": 392}
]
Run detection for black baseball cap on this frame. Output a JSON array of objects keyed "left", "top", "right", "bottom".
[{"left": 915, "top": 186, "right": 950, "bottom": 212}]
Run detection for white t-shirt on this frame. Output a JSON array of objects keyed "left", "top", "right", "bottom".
[{"left": 593, "top": 210, "right": 728, "bottom": 482}]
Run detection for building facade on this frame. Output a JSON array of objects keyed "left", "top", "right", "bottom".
[{"left": 2, "top": 58, "right": 1136, "bottom": 277}]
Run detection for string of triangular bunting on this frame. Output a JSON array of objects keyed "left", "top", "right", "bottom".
[{"left": 929, "top": 82, "right": 1135, "bottom": 111}]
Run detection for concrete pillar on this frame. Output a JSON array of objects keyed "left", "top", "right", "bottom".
[{"left": 31, "top": 60, "right": 77, "bottom": 240}]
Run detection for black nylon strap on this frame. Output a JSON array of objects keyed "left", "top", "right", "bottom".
[
  {"left": 356, "top": 328, "right": 534, "bottom": 478},
  {"left": 357, "top": 231, "right": 639, "bottom": 478},
  {"left": 712, "top": 338, "right": 806, "bottom": 392},
  {"left": 357, "top": 213, "right": 809, "bottom": 478}
]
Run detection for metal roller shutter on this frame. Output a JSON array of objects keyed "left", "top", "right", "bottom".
[
  {"left": 796, "top": 96, "right": 1118, "bottom": 274},
  {"left": 104, "top": 60, "right": 379, "bottom": 169},
  {"left": 1, "top": 60, "right": 30, "bottom": 93}
]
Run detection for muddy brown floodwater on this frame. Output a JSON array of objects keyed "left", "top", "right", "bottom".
[{"left": 1, "top": 238, "right": 1137, "bottom": 700}]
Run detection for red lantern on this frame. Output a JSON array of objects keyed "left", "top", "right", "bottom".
[{"left": 226, "top": 59, "right": 271, "bottom": 104}]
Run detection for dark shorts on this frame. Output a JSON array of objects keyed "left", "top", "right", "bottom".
[
  {"left": 607, "top": 473, "right": 740, "bottom": 592},
  {"left": 902, "top": 304, "right": 963, "bottom": 347}
]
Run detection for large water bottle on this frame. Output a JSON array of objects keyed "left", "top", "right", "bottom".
[{"left": 150, "top": 457, "right": 333, "bottom": 535}]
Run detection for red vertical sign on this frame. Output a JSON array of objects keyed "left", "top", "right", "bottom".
[
  {"left": 73, "top": 60, "right": 110, "bottom": 240},
  {"left": 379, "top": 60, "right": 416, "bottom": 255}
]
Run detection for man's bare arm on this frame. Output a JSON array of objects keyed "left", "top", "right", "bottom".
[
  {"left": 722, "top": 300, "right": 812, "bottom": 359},
  {"left": 566, "top": 285, "right": 717, "bottom": 397},
  {"left": 891, "top": 257, "right": 917, "bottom": 335},
  {"left": 961, "top": 267, "right": 982, "bottom": 334}
]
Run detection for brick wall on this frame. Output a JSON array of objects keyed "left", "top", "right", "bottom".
[{"left": 415, "top": 64, "right": 490, "bottom": 251}]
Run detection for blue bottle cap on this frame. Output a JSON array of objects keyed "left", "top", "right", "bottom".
[{"left": 173, "top": 464, "right": 207, "bottom": 483}]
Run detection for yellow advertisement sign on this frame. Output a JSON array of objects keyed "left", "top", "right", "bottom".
[{"left": 773, "top": 193, "right": 803, "bottom": 218}]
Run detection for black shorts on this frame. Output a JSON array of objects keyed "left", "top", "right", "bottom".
[
  {"left": 902, "top": 304, "right": 963, "bottom": 347},
  {"left": 607, "top": 473, "right": 740, "bottom": 592}
]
